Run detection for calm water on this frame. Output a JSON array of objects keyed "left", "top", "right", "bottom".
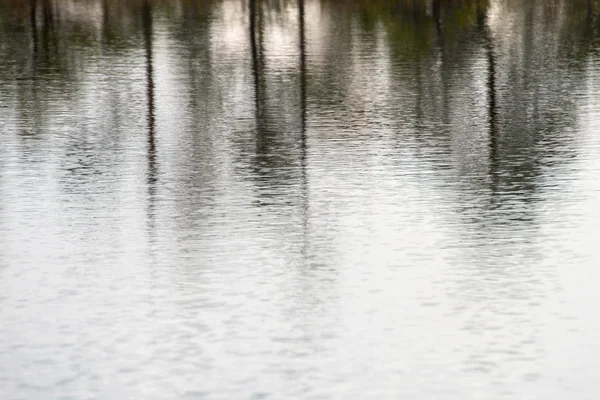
[{"left": 1, "top": 0, "right": 600, "bottom": 398}]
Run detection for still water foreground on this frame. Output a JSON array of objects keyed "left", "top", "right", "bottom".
[{"left": 1, "top": 0, "right": 600, "bottom": 398}]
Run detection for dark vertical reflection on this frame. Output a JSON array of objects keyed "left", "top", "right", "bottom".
[
  {"left": 30, "top": 0, "right": 38, "bottom": 66},
  {"left": 299, "top": 0, "right": 308, "bottom": 259},
  {"left": 433, "top": 0, "right": 449, "bottom": 126},
  {"left": 142, "top": 0, "right": 157, "bottom": 228},
  {"left": 41, "top": 0, "right": 53, "bottom": 55},
  {"left": 42, "top": 0, "right": 53, "bottom": 23},
  {"left": 432, "top": 0, "right": 442, "bottom": 36},
  {"left": 249, "top": 0, "right": 277, "bottom": 187},
  {"left": 102, "top": 0, "right": 109, "bottom": 44},
  {"left": 523, "top": 3, "right": 535, "bottom": 115},
  {"left": 585, "top": 0, "right": 595, "bottom": 44},
  {"left": 250, "top": 0, "right": 260, "bottom": 113},
  {"left": 486, "top": 40, "right": 497, "bottom": 172},
  {"left": 299, "top": 0, "right": 307, "bottom": 137},
  {"left": 481, "top": 4, "right": 498, "bottom": 187},
  {"left": 249, "top": 0, "right": 265, "bottom": 174},
  {"left": 299, "top": 0, "right": 307, "bottom": 168}
]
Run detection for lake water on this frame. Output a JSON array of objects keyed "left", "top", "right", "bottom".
[{"left": 1, "top": 0, "right": 600, "bottom": 398}]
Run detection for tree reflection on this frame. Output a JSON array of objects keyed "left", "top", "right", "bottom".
[
  {"left": 142, "top": 0, "right": 158, "bottom": 237},
  {"left": 250, "top": 0, "right": 260, "bottom": 113},
  {"left": 247, "top": 0, "right": 306, "bottom": 206},
  {"left": 299, "top": 0, "right": 307, "bottom": 169},
  {"left": 1, "top": 0, "right": 599, "bottom": 234},
  {"left": 142, "top": 0, "right": 156, "bottom": 187},
  {"left": 30, "top": 0, "right": 38, "bottom": 66},
  {"left": 480, "top": 1, "right": 498, "bottom": 190},
  {"left": 299, "top": 0, "right": 309, "bottom": 259}
]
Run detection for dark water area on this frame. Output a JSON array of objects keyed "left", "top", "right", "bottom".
[{"left": 1, "top": 0, "right": 600, "bottom": 398}]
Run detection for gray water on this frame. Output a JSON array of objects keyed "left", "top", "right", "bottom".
[{"left": 1, "top": 0, "right": 600, "bottom": 398}]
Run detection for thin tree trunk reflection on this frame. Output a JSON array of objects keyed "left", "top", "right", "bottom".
[
  {"left": 30, "top": 0, "right": 38, "bottom": 67},
  {"left": 250, "top": 0, "right": 270, "bottom": 165},
  {"left": 142, "top": 0, "right": 157, "bottom": 197},
  {"left": 250, "top": 0, "right": 260, "bottom": 113},
  {"left": 487, "top": 32, "right": 497, "bottom": 164},
  {"left": 299, "top": 0, "right": 307, "bottom": 153},
  {"left": 142, "top": 0, "right": 158, "bottom": 241},
  {"left": 434, "top": 0, "right": 449, "bottom": 126},
  {"left": 433, "top": 0, "right": 441, "bottom": 35},
  {"left": 481, "top": 4, "right": 498, "bottom": 191},
  {"left": 41, "top": 0, "right": 53, "bottom": 55},
  {"left": 42, "top": 0, "right": 53, "bottom": 25},
  {"left": 102, "top": 0, "right": 109, "bottom": 43},
  {"left": 299, "top": 0, "right": 309, "bottom": 259}
]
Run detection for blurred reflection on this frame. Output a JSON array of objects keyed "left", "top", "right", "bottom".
[
  {"left": 1, "top": 0, "right": 600, "bottom": 399},
  {"left": 250, "top": 0, "right": 260, "bottom": 112},
  {"left": 299, "top": 0, "right": 308, "bottom": 230},
  {"left": 29, "top": 0, "right": 38, "bottom": 64},
  {"left": 142, "top": 1, "right": 156, "bottom": 185},
  {"left": 142, "top": 0, "right": 157, "bottom": 237}
]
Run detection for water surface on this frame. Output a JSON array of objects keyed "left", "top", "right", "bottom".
[{"left": 1, "top": 0, "right": 600, "bottom": 398}]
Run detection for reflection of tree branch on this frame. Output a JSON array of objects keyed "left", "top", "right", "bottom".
[
  {"left": 432, "top": 0, "right": 441, "bottom": 36},
  {"left": 250, "top": 0, "right": 269, "bottom": 164},
  {"left": 487, "top": 34, "right": 497, "bottom": 171},
  {"left": 41, "top": 0, "right": 53, "bottom": 56},
  {"left": 143, "top": 1, "right": 155, "bottom": 160},
  {"left": 250, "top": 0, "right": 260, "bottom": 113},
  {"left": 434, "top": 0, "right": 449, "bottom": 126},
  {"left": 42, "top": 0, "right": 53, "bottom": 25},
  {"left": 30, "top": 0, "right": 38, "bottom": 67},
  {"left": 142, "top": 0, "right": 157, "bottom": 201},
  {"left": 300, "top": 0, "right": 306, "bottom": 141},
  {"left": 479, "top": 3, "right": 498, "bottom": 193},
  {"left": 102, "top": 0, "right": 109, "bottom": 44},
  {"left": 299, "top": 0, "right": 309, "bottom": 261}
]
